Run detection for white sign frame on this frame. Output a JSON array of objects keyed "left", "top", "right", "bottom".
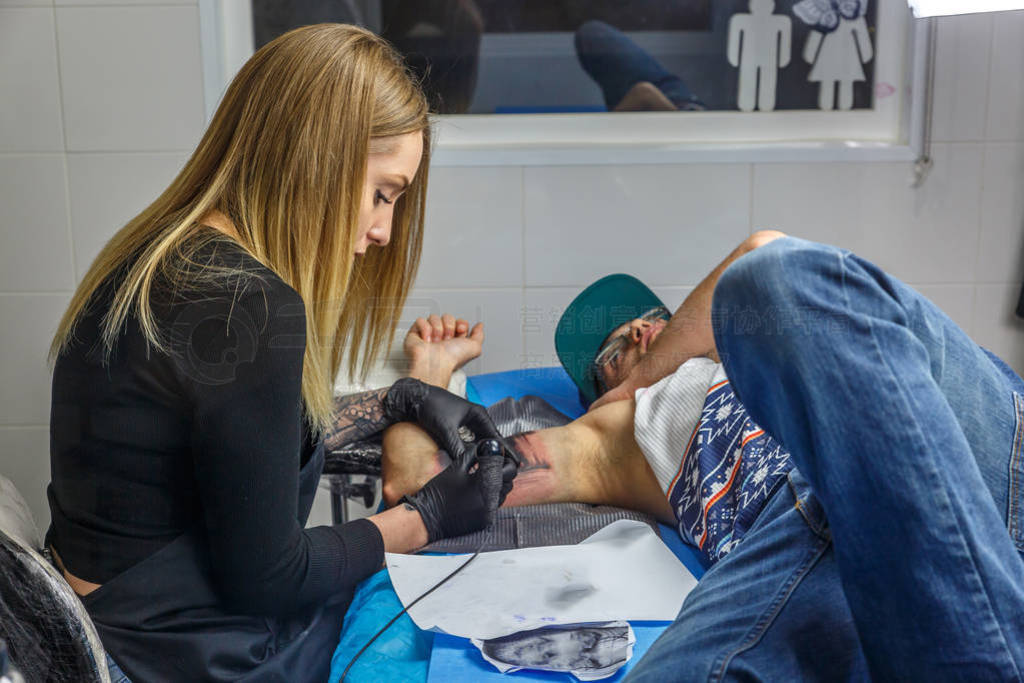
[{"left": 197, "top": 0, "right": 930, "bottom": 166}]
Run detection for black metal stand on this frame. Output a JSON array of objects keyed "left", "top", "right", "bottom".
[{"left": 324, "top": 474, "right": 378, "bottom": 525}]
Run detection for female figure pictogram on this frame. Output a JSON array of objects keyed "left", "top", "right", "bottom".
[{"left": 797, "top": 0, "right": 874, "bottom": 110}]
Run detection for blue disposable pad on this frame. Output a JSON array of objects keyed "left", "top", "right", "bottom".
[{"left": 465, "top": 367, "right": 587, "bottom": 419}]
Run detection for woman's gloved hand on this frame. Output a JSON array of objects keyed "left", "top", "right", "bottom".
[
  {"left": 383, "top": 377, "right": 506, "bottom": 461},
  {"left": 401, "top": 440, "right": 515, "bottom": 542}
]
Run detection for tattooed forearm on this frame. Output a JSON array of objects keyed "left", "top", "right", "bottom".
[{"left": 324, "top": 388, "right": 393, "bottom": 451}]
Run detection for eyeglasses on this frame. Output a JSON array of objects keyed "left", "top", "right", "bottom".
[{"left": 591, "top": 306, "right": 670, "bottom": 392}]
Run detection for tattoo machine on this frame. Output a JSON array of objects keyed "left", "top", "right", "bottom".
[{"left": 475, "top": 438, "right": 511, "bottom": 526}]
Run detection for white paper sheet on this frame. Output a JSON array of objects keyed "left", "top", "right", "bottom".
[{"left": 385, "top": 520, "right": 698, "bottom": 640}]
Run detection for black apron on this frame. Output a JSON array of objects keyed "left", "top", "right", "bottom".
[{"left": 82, "top": 442, "right": 350, "bottom": 682}]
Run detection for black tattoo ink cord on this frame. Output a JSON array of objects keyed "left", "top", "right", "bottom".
[
  {"left": 340, "top": 441, "right": 508, "bottom": 681},
  {"left": 338, "top": 543, "right": 485, "bottom": 681}
]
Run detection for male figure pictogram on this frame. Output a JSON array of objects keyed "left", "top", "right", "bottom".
[{"left": 727, "top": 0, "right": 793, "bottom": 112}]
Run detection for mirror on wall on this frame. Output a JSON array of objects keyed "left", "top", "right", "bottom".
[
  {"left": 203, "top": 0, "right": 922, "bottom": 162},
  {"left": 251, "top": 0, "right": 880, "bottom": 115}
]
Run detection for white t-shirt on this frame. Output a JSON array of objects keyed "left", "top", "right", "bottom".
[{"left": 633, "top": 357, "right": 724, "bottom": 494}]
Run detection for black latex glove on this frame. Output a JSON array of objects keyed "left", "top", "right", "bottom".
[
  {"left": 383, "top": 377, "right": 507, "bottom": 461},
  {"left": 401, "top": 439, "right": 516, "bottom": 542}
]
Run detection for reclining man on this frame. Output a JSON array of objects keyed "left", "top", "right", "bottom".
[{"left": 382, "top": 231, "right": 1024, "bottom": 681}]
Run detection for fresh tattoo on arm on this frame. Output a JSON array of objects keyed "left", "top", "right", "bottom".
[
  {"left": 502, "top": 432, "right": 560, "bottom": 507},
  {"left": 509, "top": 432, "right": 551, "bottom": 474},
  {"left": 324, "top": 388, "right": 394, "bottom": 451}
]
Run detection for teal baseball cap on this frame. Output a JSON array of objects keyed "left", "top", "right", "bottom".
[{"left": 555, "top": 274, "right": 666, "bottom": 404}]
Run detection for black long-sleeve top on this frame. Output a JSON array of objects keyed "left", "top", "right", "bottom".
[{"left": 47, "top": 233, "right": 384, "bottom": 616}]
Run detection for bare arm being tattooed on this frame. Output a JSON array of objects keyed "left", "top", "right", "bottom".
[{"left": 380, "top": 399, "right": 674, "bottom": 523}]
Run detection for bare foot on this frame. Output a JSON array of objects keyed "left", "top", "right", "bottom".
[
  {"left": 613, "top": 82, "right": 677, "bottom": 112},
  {"left": 381, "top": 424, "right": 449, "bottom": 506}
]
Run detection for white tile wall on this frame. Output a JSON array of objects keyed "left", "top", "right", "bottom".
[
  {"left": 0, "top": 155, "right": 74, "bottom": 291},
  {"left": 417, "top": 166, "right": 523, "bottom": 289},
  {"left": 974, "top": 284, "right": 1024, "bottom": 371},
  {"left": 752, "top": 144, "right": 984, "bottom": 284},
  {"left": 978, "top": 142, "right": 1024, "bottom": 285},
  {"left": 0, "top": 427, "right": 52, "bottom": 532},
  {"left": 522, "top": 287, "right": 584, "bottom": 367},
  {"left": 67, "top": 152, "right": 188, "bottom": 277},
  {"left": 0, "top": 8, "right": 63, "bottom": 151},
  {"left": 650, "top": 286, "right": 696, "bottom": 313},
  {"left": 0, "top": 294, "right": 70, "bottom": 426},
  {"left": 523, "top": 164, "right": 751, "bottom": 287},
  {"left": 3, "top": 6, "right": 1024, "bottom": 526},
  {"left": 55, "top": 5, "right": 205, "bottom": 151},
  {"left": 930, "top": 13, "right": 992, "bottom": 143},
  {"left": 986, "top": 10, "right": 1024, "bottom": 141}
]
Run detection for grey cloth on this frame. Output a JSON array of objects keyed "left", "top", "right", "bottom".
[
  {"left": 486, "top": 395, "right": 575, "bottom": 435},
  {"left": 425, "top": 502, "right": 659, "bottom": 553}
]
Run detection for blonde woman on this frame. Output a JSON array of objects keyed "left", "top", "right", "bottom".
[{"left": 46, "top": 24, "right": 512, "bottom": 682}]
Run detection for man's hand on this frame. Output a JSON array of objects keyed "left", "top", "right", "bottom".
[{"left": 403, "top": 314, "right": 484, "bottom": 387}]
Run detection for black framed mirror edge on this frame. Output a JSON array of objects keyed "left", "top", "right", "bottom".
[{"left": 197, "top": 0, "right": 931, "bottom": 166}]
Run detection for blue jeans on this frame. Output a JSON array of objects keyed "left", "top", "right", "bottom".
[
  {"left": 574, "top": 20, "right": 704, "bottom": 111},
  {"left": 106, "top": 653, "right": 130, "bottom": 683},
  {"left": 627, "top": 238, "right": 1024, "bottom": 681}
]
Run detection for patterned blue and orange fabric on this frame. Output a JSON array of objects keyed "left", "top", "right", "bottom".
[{"left": 667, "top": 378, "right": 794, "bottom": 567}]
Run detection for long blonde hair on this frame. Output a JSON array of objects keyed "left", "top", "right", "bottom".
[{"left": 50, "top": 24, "right": 431, "bottom": 436}]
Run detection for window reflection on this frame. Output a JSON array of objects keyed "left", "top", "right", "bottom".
[{"left": 251, "top": 1, "right": 878, "bottom": 115}]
